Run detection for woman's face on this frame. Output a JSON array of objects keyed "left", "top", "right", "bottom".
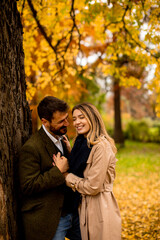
[{"left": 72, "top": 109, "right": 90, "bottom": 135}]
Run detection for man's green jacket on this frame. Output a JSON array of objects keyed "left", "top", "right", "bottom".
[{"left": 19, "top": 127, "right": 69, "bottom": 240}]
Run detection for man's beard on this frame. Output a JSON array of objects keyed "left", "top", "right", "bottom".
[{"left": 49, "top": 126, "right": 67, "bottom": 136}]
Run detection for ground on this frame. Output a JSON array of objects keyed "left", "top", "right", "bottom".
[{"left": 114, "top": 141, "right": 160, "bottom": 239}]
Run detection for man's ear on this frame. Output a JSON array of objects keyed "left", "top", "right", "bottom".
[{"left": 41, "top": 118, "right": 48, "bottom": 127}]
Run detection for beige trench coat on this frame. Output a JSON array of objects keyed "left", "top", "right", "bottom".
[{"left": 66, "top": 137, "right": 121, "bottom": 240}]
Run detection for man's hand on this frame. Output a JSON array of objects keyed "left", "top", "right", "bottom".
[
  {"left": 63, "top": 172, "right": 69, "bottom": 178},
  {"left": 53, "top": 152, "right": 69, "bottom": 173}
]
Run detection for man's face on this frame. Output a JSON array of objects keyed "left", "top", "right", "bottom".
[{"left": 44, "top": 111, "right": 69, "bottom": 137}]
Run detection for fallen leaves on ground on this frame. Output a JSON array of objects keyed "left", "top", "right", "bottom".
[{"left": 114, "top": 172, "right": 160, "bottom": 239}]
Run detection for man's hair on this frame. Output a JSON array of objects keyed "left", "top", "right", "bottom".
[{"left": 37, "top": 96, "right": 69, "bottom": 121}]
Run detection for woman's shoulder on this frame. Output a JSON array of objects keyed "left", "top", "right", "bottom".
[
  {"left": 99, "top": 135, "right": 111, "bottom": 146},
  {"left": 92, "top": 136, "right": 111, "bottom": 151}
]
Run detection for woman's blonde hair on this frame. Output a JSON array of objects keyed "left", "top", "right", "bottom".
[{"left": 72, "top": 103, "right": 117, "bottom": 154}]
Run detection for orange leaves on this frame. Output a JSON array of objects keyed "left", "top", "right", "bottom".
[
  {"left": 17, "top": 0, "right": 160, "bottom": 114},
  {"left": 114, "top": 140, "right": 160, "bottom": 239},
  {"left": 113, "top": 140, "right": 160, "bottom": 239},
  {"left": 114, "top": 173, "right": 160, "bottom": 239},
  {"left": 147, "top": 63, "right": 160, "bottom": 117}
]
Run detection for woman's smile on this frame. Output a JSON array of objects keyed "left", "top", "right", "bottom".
[{"left": 73, "top": 109, "right": 90, "bottom": 135}]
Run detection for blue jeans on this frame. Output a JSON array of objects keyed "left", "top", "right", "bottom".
[{"left": 52, "top": 212, "right": 81, "bottom": 240}]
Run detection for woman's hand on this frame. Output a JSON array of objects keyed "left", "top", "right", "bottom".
[
  {"left": 62, "top": 135, "right": 72, "bottom": 153},
  {"left": 53, "top": 152, "right": 69, "bottom": 173}
]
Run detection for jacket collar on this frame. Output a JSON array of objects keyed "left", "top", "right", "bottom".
[{"left": 38, "top": 127, "right": 68, "bottom": 158}]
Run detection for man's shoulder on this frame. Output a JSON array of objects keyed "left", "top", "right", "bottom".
[{"left": 21, "top": 128, "right": 44, "bottom": 149}]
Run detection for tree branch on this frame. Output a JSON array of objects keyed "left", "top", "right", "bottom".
[
  {"left": 26, "top": 0, "right": 82, "bottom": 75},
  {"left": 27, "top": 0, "right": 56, "bottom": 53},
  {"left": 104, "top": 2, "right": 159, "bottom": 60},
  {"left": 121, "top": 4, "right": 159, "bottom": 59},
  {"left": 20, "top": 0, "right": 26, "bottom": 17}
]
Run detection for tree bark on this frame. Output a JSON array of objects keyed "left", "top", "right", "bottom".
[
  {"left": 0, "top": 1, "right": 32, "bottom": 239},
  {"left": 113, "top": 78, "right": 124, "bottom": 145}
]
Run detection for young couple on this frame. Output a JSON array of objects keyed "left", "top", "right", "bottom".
[{"left": 19, "top": 96, "right": 121, "bottom": 240}]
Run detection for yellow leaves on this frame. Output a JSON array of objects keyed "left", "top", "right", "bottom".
[
  {"left": 102, "top": 63, "right": 142, "bottom": 89},
  {"left": 120, "top": 76, "right": 141, "bottom": 89},
  {"left": 156, "top": 106, "right": 160, "bottom": 118},
  {"left": 114, "top": 173, "right": 160, "bottom": 239},
  {"left": 114, "top": 140, "right": 160, "bottom": 239},
  {"left": 17, "top": 0, "right": 160, "bottom": 116},
  {"left": 66, "top": 67, "right": 76, "bottom": 76},
  {"left": 50, "top": 82, "right": 58, "bottom": 93},
  {"left": 148, "top": 64, "right": 160, "bottom": 117},
  {"left": 90, "top": 14, "right": 106, "bottom": 42},
  {"left": 26, "top": 82, "right": 37, "bottom": 101},
  {"left": 101, "top": 64, "right": 110, "bottom": 75}
]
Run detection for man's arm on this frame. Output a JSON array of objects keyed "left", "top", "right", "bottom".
[{"left": 19, "top": 144, "right": 65, "bottom": 196}]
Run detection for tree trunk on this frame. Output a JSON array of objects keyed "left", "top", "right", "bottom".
[
  {"left": 0, "top": 1, "right": 32, "bottom": 239},
  {"left": 113, "top": 78, "right": 124, "bottom": 145}
]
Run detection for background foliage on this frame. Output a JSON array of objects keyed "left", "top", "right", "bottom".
[{"left": 18, "top": 0, "right": 160, "bottom": 118}]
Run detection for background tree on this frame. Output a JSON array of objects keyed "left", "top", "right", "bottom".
[
  {"left": 17, "top": 0, "right": 160, "bottom": 144},
  {"left": 0, "top": 0, "right": 31, "bottom": 239},
  {"left": 0, "top": 1, "right": 159, "bottom": 239}
]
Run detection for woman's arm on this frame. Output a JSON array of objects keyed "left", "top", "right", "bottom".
[{"left": 66, "top": 143, "right": 114, "bottom": 196}]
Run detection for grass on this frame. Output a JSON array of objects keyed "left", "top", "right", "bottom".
[{"left": 116, "top": 140, "right": 160, "bottom": 175}]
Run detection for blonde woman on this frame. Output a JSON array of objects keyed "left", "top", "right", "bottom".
[{"left": 54, "top": 103, "right": 121, "bottom": 240}]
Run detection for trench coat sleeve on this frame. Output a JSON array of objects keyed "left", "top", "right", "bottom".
[
  {"left": 19, "top": 144, "right": 65, "bottom": 196},
  {"left": 66, "top": 142, "right": 113, "bottom": 195}
]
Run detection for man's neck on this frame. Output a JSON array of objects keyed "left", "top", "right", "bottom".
[{"left": 42, "top": 125, "right": 62, "bottom": 140}]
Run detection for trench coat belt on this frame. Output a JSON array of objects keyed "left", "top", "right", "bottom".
[{"left": 80, "top": 183, "right": 113, "bottom": 226}]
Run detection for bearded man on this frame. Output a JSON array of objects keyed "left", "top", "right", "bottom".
[{"left": 19, "top": 96, "right": 81, "bottom": 240}]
